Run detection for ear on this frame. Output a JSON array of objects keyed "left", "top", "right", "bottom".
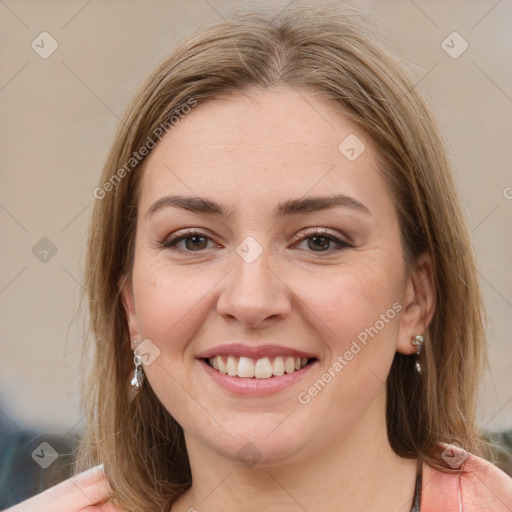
[
  {"left": 120, "top": 273, "right": 140, "bottom": 349},
  {"left": 396, "top": 251, "right": 435, "bottom": 355}
]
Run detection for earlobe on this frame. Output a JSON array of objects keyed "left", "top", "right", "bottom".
[
  {"left": 120, "top": 273, "right": 140, "bottom": 344},
  {"left": 396, "top": 251, "right": 436, "bottom": 355}
]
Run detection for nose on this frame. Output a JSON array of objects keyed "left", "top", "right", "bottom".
[{"left": 216, "top": 252, "right": 292, "bottom": 330}]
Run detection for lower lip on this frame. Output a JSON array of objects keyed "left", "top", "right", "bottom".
[{"left": 198, "top": 359, "right": 317, "bottom": 396}]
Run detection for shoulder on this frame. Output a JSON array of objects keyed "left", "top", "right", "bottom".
[
  {"left": 4, "top": 465, "right": 119, "bottom": 512},
  {"left": 460, "top": 447, "right": 512, "bottom": 510},
  {"left": 422, "top": 443, "right": 512, "bottom": 511}
]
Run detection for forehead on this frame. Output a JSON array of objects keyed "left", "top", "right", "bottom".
[{"left": 138, "top": 87, "right": 390, "bottom": 218}]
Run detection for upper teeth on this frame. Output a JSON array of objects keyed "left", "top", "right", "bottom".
[{"left": 208, "top": 356, "right": 309, "bottom": 379}]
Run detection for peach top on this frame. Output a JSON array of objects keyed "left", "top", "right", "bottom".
[{"left": 6, "top": 446, "right": 512, "bottom": 511}]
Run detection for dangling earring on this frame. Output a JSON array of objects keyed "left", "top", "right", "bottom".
[
  {"left": 411, "top": 335, "right": 425, "bottom": 374},
  {"left": 131, "top": 348, "right": 145, "bottom": 389}
]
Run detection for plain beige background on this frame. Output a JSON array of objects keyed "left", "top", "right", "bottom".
[{"left": 0, "top": 0, "right": 511, "bottom": 442}]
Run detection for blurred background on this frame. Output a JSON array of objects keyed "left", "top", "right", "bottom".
[{"left": 1, "top": 0, "right": 511, "bottom": 506}]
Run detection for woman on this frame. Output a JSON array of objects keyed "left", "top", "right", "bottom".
[{"left": 8, "top": 3, "right": 512, "bottom": 511}]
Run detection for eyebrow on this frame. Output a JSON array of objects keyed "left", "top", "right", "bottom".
[{"left": 146, "top": 193, "right": 371, "bottom": 221}]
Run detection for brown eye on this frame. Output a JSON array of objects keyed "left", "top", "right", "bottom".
[
  {"left": 294, "top": 228, "right": 352, "bottom": 253},
  {"left": 162, "top": 231, "right": 215, "bottom": 252},
  {"left": 306, "top": 235, "right": 332, "bottom": 252},
  {"left": 183, "top": 235, "right": 208, "bottom": 251}
]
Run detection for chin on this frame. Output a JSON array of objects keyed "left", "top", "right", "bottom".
[{"left": 192, "top": 418, "right": 311, "bottom": 468}]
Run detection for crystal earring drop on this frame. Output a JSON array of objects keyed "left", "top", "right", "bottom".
[
  {"left": 131, "top": 351, "right": 145, "bottom": 388},
  {"left": 411, "top": 335, "right": 425, "bottom": 374}
]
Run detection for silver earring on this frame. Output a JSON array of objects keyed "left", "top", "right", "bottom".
[
  {"left": 411, "top": 335, "right": 424, "bottom": 374},
  {"left": 131, "top": 349, "right": 145, "bottom": 389}
]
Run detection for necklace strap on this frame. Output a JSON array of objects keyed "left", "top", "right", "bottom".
[{"left": 410, "top": 458, "right": 423, "bottom": 512}]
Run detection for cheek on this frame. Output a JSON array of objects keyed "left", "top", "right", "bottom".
[
  {"left": 131, "top": 257, "right": 212, "bottom": 345},
  {"left": 130, "top": 260, "right": 215, "bottom": 421},
  {"left": 292, "top": 259, "right": 404, "bottom": 426},
  {"left": 298, "top": 261, "right": 405, "bottom": 401},
  {"left": 303, "top": 256, "right": 403, "bottom": 342}
]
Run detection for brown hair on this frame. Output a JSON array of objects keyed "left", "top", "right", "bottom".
[{"left": 78, "top": 3, "right": 489, "bottom": 510}]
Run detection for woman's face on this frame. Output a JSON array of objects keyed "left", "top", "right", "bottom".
[{"left": 123, "top": 87, "right": 428, "bottom": 466}]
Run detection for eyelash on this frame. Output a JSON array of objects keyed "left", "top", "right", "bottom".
[{"left": 160, "top": 228, "right": 352, "bottom": 254}]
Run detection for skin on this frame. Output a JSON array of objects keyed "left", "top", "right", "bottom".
[{"left": 122, "top": 86, "right": 435, "bottom": 512}]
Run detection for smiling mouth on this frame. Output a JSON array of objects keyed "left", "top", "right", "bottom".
[{"left": 204, "top": 355, "right": 316, "bottom": 379}]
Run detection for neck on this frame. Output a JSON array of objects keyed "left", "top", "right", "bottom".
[{"left": 172, "top": 390, "right": 418, "bottom": 512}]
